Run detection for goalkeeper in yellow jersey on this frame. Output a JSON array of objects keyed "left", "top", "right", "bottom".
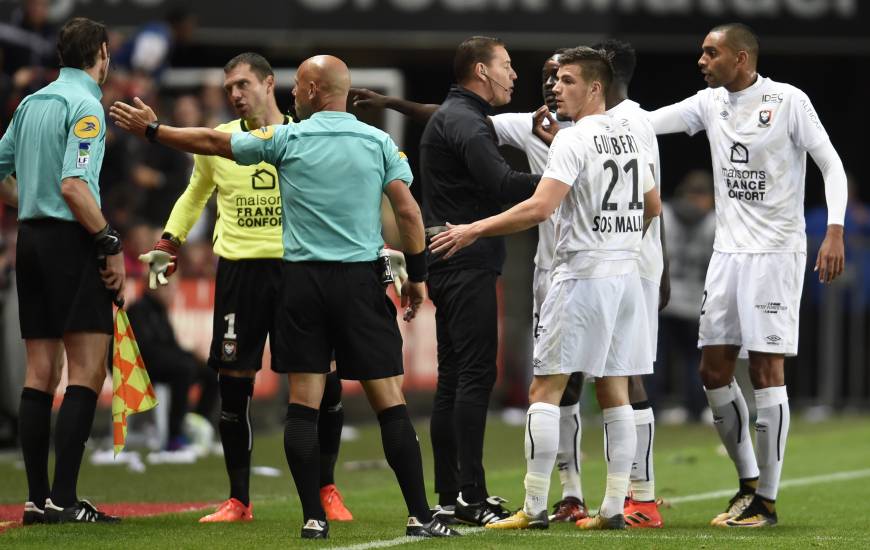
[{"left": 140, "top": 53, "right": 360, "bottom": 523}]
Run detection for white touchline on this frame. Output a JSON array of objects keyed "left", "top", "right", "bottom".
[
  {"left": 329, "top": 468, "right": 870, "bottom": 550},
  {"left": 330, "top": 527, "right": 484, "bottom": 550},
  {"left": 666, "top": 468, "right": 870, "bottom": 504}
]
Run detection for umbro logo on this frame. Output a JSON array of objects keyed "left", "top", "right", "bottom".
[
  {"left": 765, "top": 334, "right": 782, "bottom": 344},
  {"left": 719, "top": 110, "right": 730, "bottom": 120}
]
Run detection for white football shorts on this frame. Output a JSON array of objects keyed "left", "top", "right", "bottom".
[
  {"left": 533, "top": 272, "right": 652, "bottom": 378},
  {"left": 698, "top": 251, "right": 805, "bottom": 356},
  {"left": 532, "top": 266, "right": 553, "bottom": 340}
]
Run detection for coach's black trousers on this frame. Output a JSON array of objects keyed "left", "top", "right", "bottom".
[{"left": 428, "top": 268, "right": 499, "bottom": 503}]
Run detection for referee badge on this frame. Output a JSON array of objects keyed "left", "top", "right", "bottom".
[
  {"left": 251, "top": 125, "right": 275, "bottom": 140},
  {"left": 221, "top": 340, "right": 238, "bottom": 361}
]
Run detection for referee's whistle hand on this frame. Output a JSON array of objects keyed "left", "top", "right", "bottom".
[
  {"left": 401, "top": 281, "right": 426, "bottom": 322},
  {"left": 109, "top": 97, "right": 157, "bottom": 137},
  {"left": 100, "top": 252, "right": 126, "bottom": 294}
]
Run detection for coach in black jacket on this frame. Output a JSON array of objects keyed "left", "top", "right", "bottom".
[{"left": 421, "top": 36, "right": 539, "bottom": 525}]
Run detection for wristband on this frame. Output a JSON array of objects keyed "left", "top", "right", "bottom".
[
  {"left": 93, "top": 224, "right": 122, "bottom": 256},
  {"left": 405, "top": 250, "right": 428, "bottom": 282},
  {"left": 145, "top": 121, "right": 161, "bottom": 143},
  {"left": 158, "top": 232, "right": 182, "bottom": 252}
]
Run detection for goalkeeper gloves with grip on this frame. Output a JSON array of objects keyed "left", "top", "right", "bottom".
[
  {"left": 139, "top": 234, "right": 179, "bottom": 289},
  {"left": 384, "top": 249, "right": 408, "bottom": 296}
]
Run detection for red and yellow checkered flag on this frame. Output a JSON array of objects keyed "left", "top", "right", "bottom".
[{"left": 112, "top": 308, "right": 158, "bottom": 456}]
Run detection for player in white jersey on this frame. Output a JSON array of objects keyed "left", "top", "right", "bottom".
[
  {"left": 431, "top": 46, "right": 661, "bottom": 531},
  {"left": 533, "top": 39, "right": 668, "bottom": 528},
  {"left": 650, "top": 23, "right": 847, "bottom": 527},
  {"left": 488, "top": 52, "right": 588, "bottom": 524}
]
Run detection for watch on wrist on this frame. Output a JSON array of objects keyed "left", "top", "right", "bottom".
[{"left": 145, "top": 121, "right": 161, "bottom": 143}]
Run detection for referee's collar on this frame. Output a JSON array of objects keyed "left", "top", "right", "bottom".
[
  {"left": 57, "top": 67, "right": 102, "bottom": 100},
  {"left": 240, "top": 114, "right": 292, "bottom": 132},
  {"left": 309, "top": 111, "right": 356, "bottom": 121}
]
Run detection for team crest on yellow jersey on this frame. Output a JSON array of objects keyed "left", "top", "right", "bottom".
[
  {"left": 73, "top": 115, "right": 100, "bottom": 138},
  {"left": 251, "top": 125, "right": 275, "bottom": 140}
]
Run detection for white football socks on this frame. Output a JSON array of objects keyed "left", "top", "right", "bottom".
[
  {"left": 630, "top": 406, "right": 656, "bottom": 502},
  {"left": 556, "top": 403, "right": 583, "bottom": 501},
  {"left": 523, "top": 402, "right": 560, "bottom": 515},
  {"left": 705, "top": 380, "right": 760, "bottom": 480},
  {"left": 754, "top": 386, "right": 790, "bottom": 501},
  {"left": 600, "top": 405, "right": 636, "bottom": 518}
]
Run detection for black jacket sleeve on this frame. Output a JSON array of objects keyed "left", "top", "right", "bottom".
[{"left": 453, "top": 114, "right": 539, "bottom": 204}]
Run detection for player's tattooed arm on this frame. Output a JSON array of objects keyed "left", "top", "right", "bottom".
[{"left": 350, "top": 88, "right": 438, "bottom": 125}]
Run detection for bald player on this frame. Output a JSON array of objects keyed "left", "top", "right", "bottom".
[
  {"left": 111, "top": 55, "right": 458, "bottom": 540},
  {"left": 650, "top": 23, "right": 847, "bottom": 527}
]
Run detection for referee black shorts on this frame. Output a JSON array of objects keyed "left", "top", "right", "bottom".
[
  {"left": 16, "top": 219, "right": 113, "bottom": 338},
  {"left": 272, "top": 261, "right": 403, "bottom": 380},
  {"left": 207, "top": 257, "right": 282, "bottom": 373}
]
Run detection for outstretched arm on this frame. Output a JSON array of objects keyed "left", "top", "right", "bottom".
[
  {"left": 350, "top": 88, "right": 439, "bottom": 125},
  {"left": 110, "top": 97, "right": 234, "bottom": 159},
  {"left": 429, "top": 178, "right": 568, "bottom": 258}
]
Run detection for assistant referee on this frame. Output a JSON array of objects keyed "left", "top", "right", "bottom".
[
  {"left": 111, "top": 54, "right": 458, "bottom": 540},
  {"left": 0, "top": 17, "right": 122, "bottom": 524}
]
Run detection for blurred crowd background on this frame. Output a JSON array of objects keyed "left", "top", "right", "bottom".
[{"left": 1, "top": 0, "right": 868, "bottom": 449}]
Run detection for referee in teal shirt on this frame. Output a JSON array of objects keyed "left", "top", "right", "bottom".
[
  {"left": 111, "top": 54, "right": 458, "bottom": 540},
  {"left": 0, "top": 18, "right": 123, "bottom": 524}
]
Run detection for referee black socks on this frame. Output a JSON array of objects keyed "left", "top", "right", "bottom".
[
  {"left": 318, "top": 372, "right": 343, "bottom": 488},
  {"left": 284, "top": 403, "right": 325, "bottom": 522},
  {"left": 19, "top": 387, "right": 53, "bottom": 507},
  {"left": 378, "top": 405, "right": 432, "bottom": 523},
  {"left": 219, "top": 375, "right": 254, "bottom": 506},
  {"left": 50, "top": 385, "right": 98, "bottom": 508}
]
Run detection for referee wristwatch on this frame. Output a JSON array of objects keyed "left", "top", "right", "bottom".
[{"left": 145, "top": 121, "right": 161, "bottom": 143}]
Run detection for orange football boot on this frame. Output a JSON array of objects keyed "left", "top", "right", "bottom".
[
  {"left": 623, "top": 498, "right": 663, "bottom": 528},
  {"left": 199, "top": 498, "right": 253, "bottom": 523},
  {"left": 320, "top": 484, "right": 353, "bottom": 521}
]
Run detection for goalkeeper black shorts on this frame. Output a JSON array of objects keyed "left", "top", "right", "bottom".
[
  {"left": 207, "top": 257, "right": 282, "bottom": 372},
  {"left": 16, "top": 219, "right": 113, "bottom": 338},
  {"left": 272, "top": 260, "right": 403, "bottom": 380}
]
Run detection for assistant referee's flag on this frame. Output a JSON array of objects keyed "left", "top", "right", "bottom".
[{"left": 112, "top": 308, "right": 158, "bottom": 456}]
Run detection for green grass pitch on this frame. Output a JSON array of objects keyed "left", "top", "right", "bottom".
[{"left": 1, "top": 415, "right": 869, "bottom": 549}]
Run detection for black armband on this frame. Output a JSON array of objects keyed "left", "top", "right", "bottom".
[
  {"left": 145, "top": 121, "right": 161, "bottom": 143},
  {"left": 405, "top": 250, "right": 428, "bottom": 282},
  {"left": 93, "top": 224, "right": 122, "bottom": 256}
]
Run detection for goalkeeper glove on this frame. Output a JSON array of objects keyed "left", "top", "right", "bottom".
[
  {"left": 384, "top": 249, "right": 408, "bottom": 296},
  {"left": 139, "top": 234, "right": 179, "bottom": 289}
]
